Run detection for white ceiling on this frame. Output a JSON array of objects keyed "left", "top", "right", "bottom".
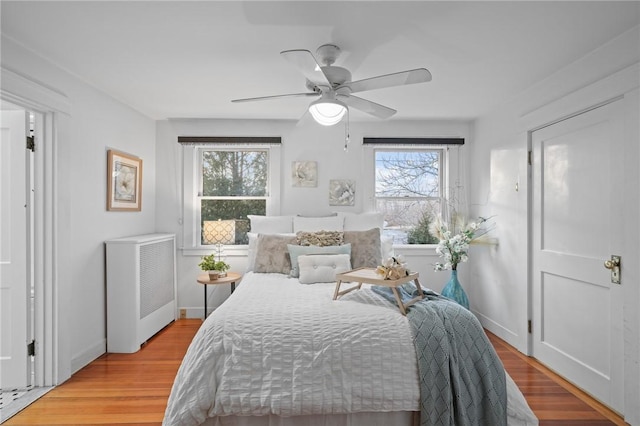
[{"left": 1, "top": 1, "right": 638, "bottom": 121}]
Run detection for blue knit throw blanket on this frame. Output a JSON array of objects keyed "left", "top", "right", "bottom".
[{"left": 372, "top": 284, "right": 507, "bottom": 426}]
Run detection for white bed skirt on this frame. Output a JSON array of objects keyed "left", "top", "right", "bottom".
[
  {"left": 200, "top": 373, "right": 537, "bottom": 426},
  {"left": 204, "top": 411, "right": 417, "bottom": 426}
]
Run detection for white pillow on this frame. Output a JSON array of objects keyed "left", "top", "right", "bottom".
[
  {"left": 298, "top": 254, "right": 352, "bottom": 284},
  {"left": 381, "top": 235, "right": 394, "bottom": 261},
  {"left": 297, "top": 213, "right": 337, "bottom": 217},
  {"left": 293, "top": 215, "right": 344, "bottom": 232},
  {"left": 248, "top": 215, "right": 293, "bottom": 234},
  {"left": 343, "top": 212, "right": 384, "bottom": 231},
  {"left": 246, "top": 232, "right": 258, "bottom": 272}
]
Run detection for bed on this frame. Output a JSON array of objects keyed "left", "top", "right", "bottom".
[{"left": 164, "top": 215, "right": 538, "bottom": 426}]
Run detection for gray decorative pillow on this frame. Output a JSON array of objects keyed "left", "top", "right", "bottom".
[
  {"left": 296, "top": 230, "right": 344, "bottom": 247},
  {"left": 253, "top": 234, "right": 297, "bottom": 274},
  {"left": 343, "top": 228, "right": 382, "bottom": 269}
]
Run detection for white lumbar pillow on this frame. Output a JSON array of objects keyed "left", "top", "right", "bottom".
[
  {"left": 343, "top": 212, "right": 384, "bottom": 231},
  {"left": 297, "top": 254, "right": 352, "bottom": 284}
]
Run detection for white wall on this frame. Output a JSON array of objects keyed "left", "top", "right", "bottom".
[
  {"left": 155, "top": 118, "right": 472, "bottom": 318},
  {"left": 5, "top": 22, "right": 637, "bottom": 418},
  {"left": 1, "top": 36, "right": 157, "bottom": 380},
  {"left": 469, "top": 26, "right": 640, "bottom": 423}
]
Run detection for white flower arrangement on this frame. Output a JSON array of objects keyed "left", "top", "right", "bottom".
[
  {"left": 429, "top": 214, "right": 493, "bottom": 271},
  {"left": 376, "top": 255, "right": 409, "bottom": 280}
]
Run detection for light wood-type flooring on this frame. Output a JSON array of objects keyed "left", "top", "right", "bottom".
[{"left": 4, "top": 319, "right": 626, "bottom": 425}]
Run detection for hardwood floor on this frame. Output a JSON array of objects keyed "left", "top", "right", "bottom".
[
  {"left": 4, "top": 319, "right": 627, "bottom": 425},
  {"left": 3, "top": 320, "right": 199, "bottom": 425},
  {"left": 487, "top": 332, "right": 626, "bottom": 426}
]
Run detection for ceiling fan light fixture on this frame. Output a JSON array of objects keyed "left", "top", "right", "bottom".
[{"left": 308, "top": 97, "right": 347, "bottom": 126}]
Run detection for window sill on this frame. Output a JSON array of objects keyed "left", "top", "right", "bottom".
[
  {"left": 181, "top": 245, "right": 249, "bottom": 257},
  {"left": 181, "top": 243, "right": 442, "bottom": 258},
  {"left": 393, "top": 244, "right": 440, "bottom": 257}
]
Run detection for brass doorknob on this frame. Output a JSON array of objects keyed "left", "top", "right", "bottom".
[{"left": 604, "top": 257, "right": 620, "bottom": 270}]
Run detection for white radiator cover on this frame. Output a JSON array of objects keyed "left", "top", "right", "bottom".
[{"left": 105, "top": 233, "right": 177, "bottom": 353}]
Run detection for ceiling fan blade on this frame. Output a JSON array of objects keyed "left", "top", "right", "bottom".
[
  {"left": 280, "top": 49, "right": 331, "bottom": 87},
  {"left": 232, "top": 92, "right": 319, "bottom": 103},
  {"left": 338, "top": 94, "right": 396, "bottom": 119},
  {"left": 341, "top": 68, "right": 432, "bottom": 93}
]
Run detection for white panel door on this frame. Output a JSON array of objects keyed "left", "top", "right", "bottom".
[
  {"left": 0, "top": 110, "right": 29, "bottom": 389},
  {"left": 532, "top": 100, "right": 624, "bottom": 413}
]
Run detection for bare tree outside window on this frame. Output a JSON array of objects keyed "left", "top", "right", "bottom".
[{"left": 375, "top": 150, "right": 443, "bottom": 244}]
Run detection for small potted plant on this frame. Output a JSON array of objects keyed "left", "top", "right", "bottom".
[{"left": 199, "top": 254, "right": 231, "bottom": 280}]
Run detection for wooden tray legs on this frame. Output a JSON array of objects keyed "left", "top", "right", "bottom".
[
  {"left": 333, "top": 278, "right": 425, "bottom": 316},
  {"left": 332, "top": 279, "right": 363, "bottom": 300}
]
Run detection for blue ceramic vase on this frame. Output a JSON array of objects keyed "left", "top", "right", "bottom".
[{"left": 441, "top": 270, "right": 469, "bottom": 310}]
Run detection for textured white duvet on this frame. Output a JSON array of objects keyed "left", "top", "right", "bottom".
[{"left": 163, "top": 272, "right": 537, "bottom": 426}]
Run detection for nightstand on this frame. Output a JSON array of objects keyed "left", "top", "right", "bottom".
[{"left": 196, "top": 272, "right": 242, "bottom": 319}]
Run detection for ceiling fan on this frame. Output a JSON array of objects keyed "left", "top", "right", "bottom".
[{"left": 231, "top": 44, "right": 432, "bottom": 126}]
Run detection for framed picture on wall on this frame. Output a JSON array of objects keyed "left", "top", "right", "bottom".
[
  {"left": 329, "top": 179, "right": 355, "bottom": 206},
  {"left": 292, "top": 161, "right": 318, "bottom": 187},
  {"left": 107, "top": 149, "right": 142, "bottom": 211}
]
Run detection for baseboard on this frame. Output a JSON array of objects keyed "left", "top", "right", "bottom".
[
  {"left": 70, "top": 338, "right": 106, "bottom": 375},
  {"left": 179, "top": 307, "right": 210, "bottom": 319},
  {"left": 474, "top": 310, "right": 522, "bottom": 350}
]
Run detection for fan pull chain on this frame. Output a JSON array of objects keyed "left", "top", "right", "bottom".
[{"left": 344, "top": 109, "right": 350, "bottom": 152}]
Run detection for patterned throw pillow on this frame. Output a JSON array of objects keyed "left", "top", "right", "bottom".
[
  {"left": 296, "top": 230, "right": 344, "bottom": 247},
  {"left": 343, "top": 228, "right": 382, "bottom": 269},
  {"left": 253, "top": 234, "right": 297, "bottom": 274}
]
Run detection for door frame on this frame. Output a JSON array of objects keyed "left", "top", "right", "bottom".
[
  {"left": 521, "top": 63, "right": 640, "bottom": 422},
  {"left": 1, "top": 66, "right": 71, "bottom": 386}
]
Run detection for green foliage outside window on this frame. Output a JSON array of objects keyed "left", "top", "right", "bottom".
[
  {"left": 200, "top": 150, "right": 268, "bottom": 245},
  {"left": 407, "top": 212, "right": 439, "bottom": 244},
  {"left": 202, "top": 151, "right": 267, "bottom": 196}
]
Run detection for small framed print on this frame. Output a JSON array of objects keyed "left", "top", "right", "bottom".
[
  {"left": 292, "top": 161, "right": 318, "bottom": 187},
  {"left": 107, "top": 149, "right": 142, "bottom": 211},
  {"left": 329, "top": 179, "right": 355, "bottom": 206}
]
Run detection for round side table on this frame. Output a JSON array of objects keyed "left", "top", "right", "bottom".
[{"left": 197, "top": 272, "right": 242, "bottom": 319}]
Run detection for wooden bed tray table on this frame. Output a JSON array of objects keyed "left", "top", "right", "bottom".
[{"left": 333, "top": 267, "right": 424, "bottom": 315}]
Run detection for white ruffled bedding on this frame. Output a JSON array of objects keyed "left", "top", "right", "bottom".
[{"left": 163, "top": 272, "right": 537, "bottom": 426}]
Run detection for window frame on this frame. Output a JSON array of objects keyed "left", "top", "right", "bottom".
[
  {"left": 364, "top": 145, "right": 456, "bottom": 247},
  {"left": 182, "top": 143, "right": 281, "bottom": 254}
]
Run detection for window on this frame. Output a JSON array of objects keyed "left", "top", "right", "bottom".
[
  {"left": 374, "top": 149, "right": 443, "bottom": 244},
  {"left": 198, "top": 149, "right": 268, "bottom": 245},
  {"left": 180, "top": 138, "right": 281, "bottom": 250}
]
